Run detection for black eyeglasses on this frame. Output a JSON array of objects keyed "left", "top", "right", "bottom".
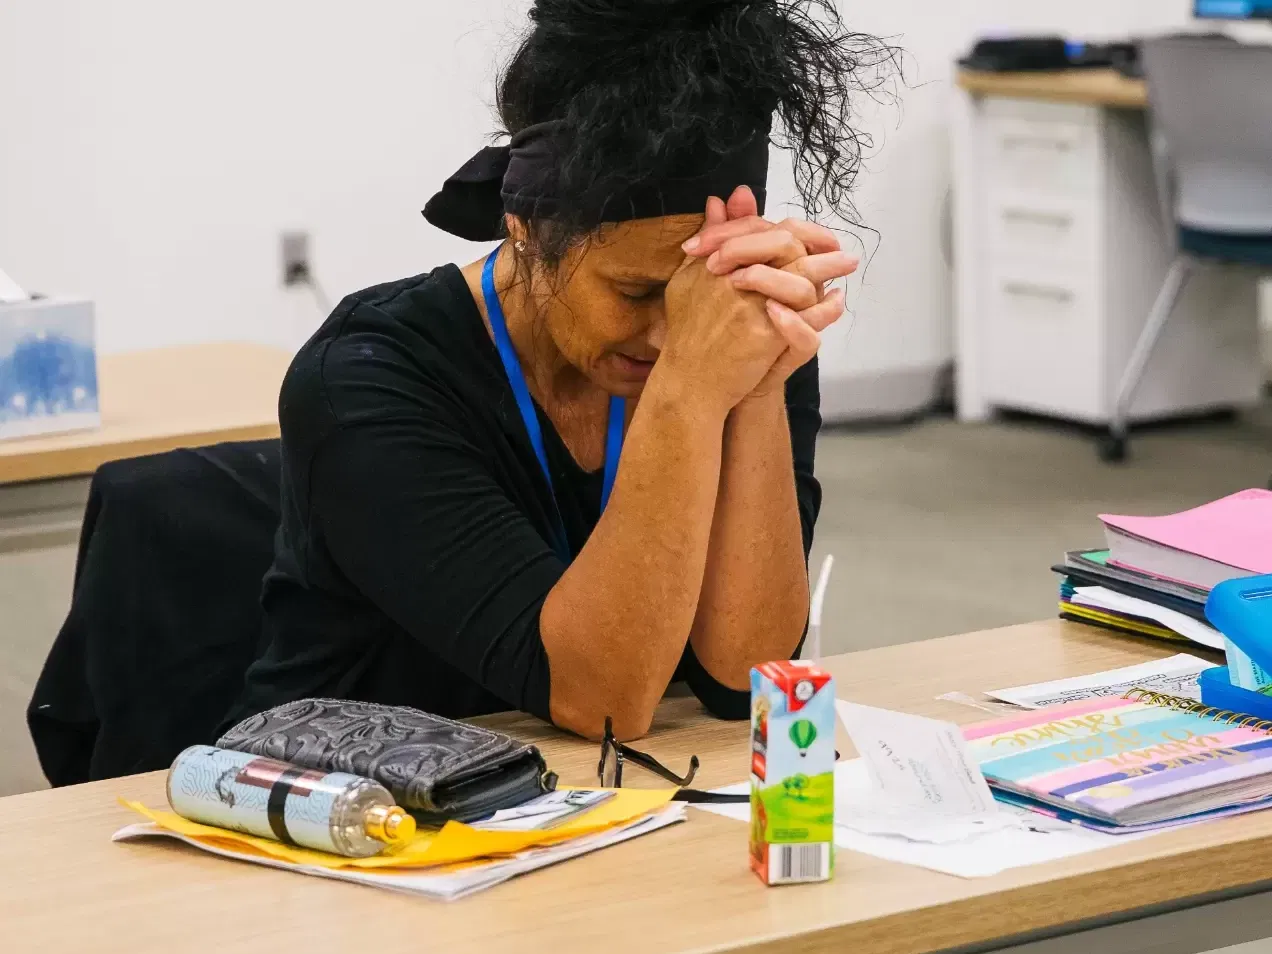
[
  {"left": 598, "top": 717, "right": 700, "bottom": 788},
  {"left": 596, "top": 717, "right": 747, "bottom": 804}
]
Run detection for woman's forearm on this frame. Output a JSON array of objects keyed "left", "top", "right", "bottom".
[
  {"left": 541, "top": 367, "right": 726, "bottom": 740},
  {"left": 689, "top": 392, "right": 809, "bottom": 689}
]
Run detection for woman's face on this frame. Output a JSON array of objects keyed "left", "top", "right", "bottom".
[{"left": 520, "top": 213, "right": 704, "bottom": 399}]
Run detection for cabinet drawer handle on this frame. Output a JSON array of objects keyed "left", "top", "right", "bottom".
[
  {"left": 1001, "top": 135, "right": 1075, "bottom": 152},
  {"left": 1002, "top": 209, "right": 1073, "bottom": 228},
  {"left": 1002, "top": 281, "right": 1074, "bottom": 303}
]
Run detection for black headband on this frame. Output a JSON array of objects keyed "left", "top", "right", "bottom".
[{"left": 422, "top": 120, "right": 771, "bottom": 242}]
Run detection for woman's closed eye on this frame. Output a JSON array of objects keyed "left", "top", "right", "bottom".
[{"left": 616, "top": 282, "right": 665, "bottom": 302}]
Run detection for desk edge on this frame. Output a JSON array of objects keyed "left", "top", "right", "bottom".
[{"left": 0, "top": 422, "right": 281, "bottom": 486}]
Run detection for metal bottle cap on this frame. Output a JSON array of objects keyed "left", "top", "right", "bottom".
[{"left": 364, "top": 804, "right": 415, "bottom": 844}]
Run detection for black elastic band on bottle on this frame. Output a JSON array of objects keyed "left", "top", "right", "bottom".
[{"left": 266, "top": 768, "right": 307, "bottom": 845}]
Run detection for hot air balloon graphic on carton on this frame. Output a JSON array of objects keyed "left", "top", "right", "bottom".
[{"left": 748, "top": 660, "right": 834, "bottom": 886}]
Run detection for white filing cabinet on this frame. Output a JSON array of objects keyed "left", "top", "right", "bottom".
[{"left": 954, "top": 94, "right": 1263, "bottom": 425}]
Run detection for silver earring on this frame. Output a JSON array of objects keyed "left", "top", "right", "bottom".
[{"left": 514, "top": 240, "right": 527, "bottom": 252}]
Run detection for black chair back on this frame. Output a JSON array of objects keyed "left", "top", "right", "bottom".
[{"left": 28, "top": 440, "right": 281, "bottom": 785}]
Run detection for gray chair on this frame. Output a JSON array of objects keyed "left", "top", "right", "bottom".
[{"left": 1101, "top": 36, "right": 1272, "bottom": 462}]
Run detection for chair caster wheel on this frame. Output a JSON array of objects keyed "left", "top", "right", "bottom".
[{"left": 1099, "top": 434, "right": 1128, "bottom": 463}]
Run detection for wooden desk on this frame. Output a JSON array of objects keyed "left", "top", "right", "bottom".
[
  {"left": 956, "top": 68, "right": 1148, "bottom": 110},
  {"left": 6, "top": 620, "right": 1272, "bottom": 953},
  {"left": 0, "top": 342, "right": 291, "bottom": 486}
]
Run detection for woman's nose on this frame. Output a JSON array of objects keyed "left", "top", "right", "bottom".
[{"left": 646, "top": 313, "right": 667, "bottom": 351}]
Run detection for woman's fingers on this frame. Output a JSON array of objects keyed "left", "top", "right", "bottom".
[
  {"left": 764, "top": 300, "right": 821, "bottom": 373},
  {"left": 751, "top": 290, "right": 841, "bottom": 397},
  {"left": 680, "top": 187, "right": 759, "bottom": 256},
  {"left": 784, "top": 251, "right": 860, "bottom": 288},
  {"left": 707, "top": 230, "right": 808, "bottom": 274},
  {"left": 683, "top": 215, "right": 773, "bottom": 256},
  {"left": 685, "top": 215, "right": 842, "bottom": 261},
  {"left": 726, "top": 185, "right": 759, "bottom": 220},
  {"left": 797, "top": 287, "right": 846, "bottom": 333},
  {"left": 705, "top": 195, "right": 728, "bottom": 228},
  {"left": 730, "top": 264, "right": 820, "bottom": 311},
  {"left": 775, "top": 219, "right": 842, "bottom": 256}
]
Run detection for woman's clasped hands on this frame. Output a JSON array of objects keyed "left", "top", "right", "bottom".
[{"left": 659, "top": 185, "right": 858, "bottom": 413}]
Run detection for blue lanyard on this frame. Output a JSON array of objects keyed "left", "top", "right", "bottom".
[{"left": 482, "top": 247, "right": 625, "bottom": 563}]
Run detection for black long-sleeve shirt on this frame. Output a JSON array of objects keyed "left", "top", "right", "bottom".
[{"left": 223, "top": 264, "right": 822, "bottom": 731}]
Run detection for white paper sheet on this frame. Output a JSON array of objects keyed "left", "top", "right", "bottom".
[
  {"left": 985, "top": 654, "right": 1213, "bottom": 709},
  {"left": 1072, "top": 586, "right": 1224, "bottom": 650},
  {"left": 832, "top": 700, "right": 1011, "bottom": 841},
  {"left": 114, "top": 806, "right": 685, "bottom": 900},
  {"left": 471, "top": 790, "right": 616, "bottom": 831},
  {"left": 694, "top": 762, "right": 1154, "bottom": 879}
]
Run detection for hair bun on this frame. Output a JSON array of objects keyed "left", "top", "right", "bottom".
[
  {"left": 501, "top": 0, "right": 901, "bottom": 264},
  {"left": 530, "top": 0, "right": 764, "bottom": 33}
]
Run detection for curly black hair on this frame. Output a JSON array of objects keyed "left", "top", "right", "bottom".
[{"left": 497, "top": 0, "right": 900, "bottom": 265}]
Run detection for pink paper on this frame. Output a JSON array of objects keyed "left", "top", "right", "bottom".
[{"left": 1100, "top": 489, "right": 1272, "bottom": 574}]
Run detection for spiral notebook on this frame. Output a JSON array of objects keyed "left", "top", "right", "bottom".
[{"left": 965, "top": 693, "right": 1272, "bottom": 832}]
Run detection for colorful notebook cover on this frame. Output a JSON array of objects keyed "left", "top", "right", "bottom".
[
  {"left": 966, "top": 695, "right": 1272, "bottom": 831},
  {"left": 1100, "top": 489, "right": 1272, "bottom": 576}
]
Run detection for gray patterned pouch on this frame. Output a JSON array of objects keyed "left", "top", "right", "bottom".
[{"left": 217, "top": 698, "right": 555, "bottom": 823}]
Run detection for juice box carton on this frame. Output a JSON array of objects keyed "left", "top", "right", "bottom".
[{"left": 749, "top": 660, "right": 834, "bottom": 885}]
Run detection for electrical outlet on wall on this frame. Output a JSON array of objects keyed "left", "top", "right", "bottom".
[{"left": 281, "top": 231, "right": 311, "bottom": 287}]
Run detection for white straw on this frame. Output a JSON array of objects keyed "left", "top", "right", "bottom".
[{"left": 806, "top": 554, "right": 835, "bottom": 661}]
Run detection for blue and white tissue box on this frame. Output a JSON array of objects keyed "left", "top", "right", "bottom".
[{"left": 0, "top": 297, "right": 100, "bottom": 442}]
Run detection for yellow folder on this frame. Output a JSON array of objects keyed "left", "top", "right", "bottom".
[{"left": 120, "top": 787, "right": 674, "bottom": 871}]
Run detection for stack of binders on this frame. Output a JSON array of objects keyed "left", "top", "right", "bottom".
[{"left": 1054, "top": 489, "right": 1272, "bottom": 652}]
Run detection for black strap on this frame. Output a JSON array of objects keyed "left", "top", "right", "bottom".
[
  {"left": 266, "top": 767, "right": 307, "bottom": 845},
  {"left": 422, "top": 120, "right": 772, "bottom": 242},
  {"left": 671, "top": 789, "right": 750, "bottom": 804}
]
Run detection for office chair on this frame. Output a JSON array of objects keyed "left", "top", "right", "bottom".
[
  {"left": 1101, "top": 36, "right": 1272, "bottom": 462},
  {"left": 28, "top": 441, "right": 281, "bottom": 785}
]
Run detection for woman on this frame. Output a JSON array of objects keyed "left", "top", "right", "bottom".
[{"left": 224, "top": 0, "right": 889, "bottom": 741}]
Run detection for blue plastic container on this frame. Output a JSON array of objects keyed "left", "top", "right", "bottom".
[{"left": 1200, "top": 574, "right": 1272, "bottom": 720}]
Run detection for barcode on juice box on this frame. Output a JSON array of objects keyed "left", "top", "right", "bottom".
[{"left": 770, "top": 843, "right": 829, "bottom": 883}]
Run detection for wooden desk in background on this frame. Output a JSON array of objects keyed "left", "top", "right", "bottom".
[
  {"left": 0, "top": 341, "right": 290, "bottom": 797},
  {"left": 0, "top": 341, "right": 290, "bottom": 486},
  {"left": 956, "top": 68, "right": 1148, "bottom": 110},
  {"left": 4, "top": 620, "right": 1272, "bottom": 954}
]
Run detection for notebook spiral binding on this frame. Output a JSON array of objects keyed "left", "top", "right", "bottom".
[{"left": 1124, "top": 688, "right": 1272, "bottom": 733}]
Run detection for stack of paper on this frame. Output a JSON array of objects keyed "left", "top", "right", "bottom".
[
  {"left": 984, "top": 654, "right": 1212, "bottom": 708},
  {"left": 1053, "top": 550, "right": 1218, "bottom": 647},
  {"left": 696, "top": 761, "right": 1156, "bottom": 880},
  {"left": 1053, "top": 490, "right": 1272, "bottom": 700},
  {"left": 1051, "top": 489, "right": 1272, "bottom": 648},
  {"left": 696, "top": 700, "right": 1165, "bottom": 880},
  {"left": 114, "top": 788, "right": 681, "bottom": 901}
]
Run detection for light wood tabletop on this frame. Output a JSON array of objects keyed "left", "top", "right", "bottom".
[
  {"left": 6, "top": 619, "right": 1271, "bottom": 953},
  {"left": 0, "top": 342, "right": 291, "bottom": 486},
  {"left": 957, "top": 68, "right": 1148, "bottom": 109}
]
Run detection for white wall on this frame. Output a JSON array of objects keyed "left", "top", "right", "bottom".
[
  {"left": 0, "top": 0, "right": 1262, "bottom": 403},
  {"left": 0, "top": 0, "right": 525, "bottom": 354}
]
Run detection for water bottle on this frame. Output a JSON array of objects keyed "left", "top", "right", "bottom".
[{"left": 167, "top": 745, "right": 415, "bottom": 858}]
